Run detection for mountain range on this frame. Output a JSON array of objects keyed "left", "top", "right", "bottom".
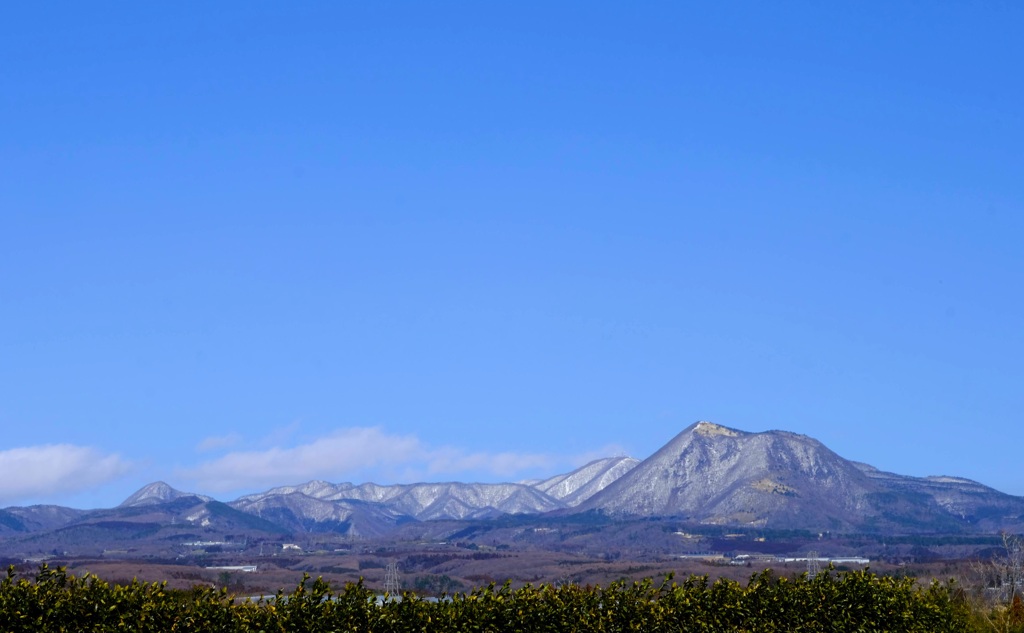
[{"left": 2, "top": 422, "right": 1023, "bottom": 556}]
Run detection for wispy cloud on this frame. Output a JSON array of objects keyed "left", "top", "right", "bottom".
[
  {"left": 423, "top": 447, "right": 555, "bottom": 478},
  {"left": 179, "top": 426, "right": 571, "bottom": 493},
  {"left": 181, "top": 427, "right": 420, "bottom": 491},
  {"left": 258, "top": 418, "right": 303, "bottom": 449},
  {"left": 0, "top": 445, "right": 132, "bottom": 505},
  {"left": 569, "top": 444, "right": 632, "bottom": 467},
  {"left": 196, "top": 433, "right": 243, "bottom": 452}
]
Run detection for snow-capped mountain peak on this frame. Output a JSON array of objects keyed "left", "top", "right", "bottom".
[{"left": 119, "top": 481, "right": 210, "bottom": 507}]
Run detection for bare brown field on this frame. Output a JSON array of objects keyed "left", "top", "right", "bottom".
[{"left": 29, "top": 547, "right": 966, "bottom": 599}]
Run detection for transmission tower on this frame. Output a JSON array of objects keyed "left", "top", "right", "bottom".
[
  {"left": 383, "top": 561, "right": 401, "bottom": 596},
  {"left": 806, "top": 551, "right": 821, "bottom": 579}
]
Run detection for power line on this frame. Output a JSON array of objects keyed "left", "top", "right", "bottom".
[
  {"left": 384, "top": 561, "right": 401, "bottom": 596},
  {"left": 806, "top": 551, "right": 821, "bottom": 579}
]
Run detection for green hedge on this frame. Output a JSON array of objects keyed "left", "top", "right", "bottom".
[{"left": 0, "top": 564, "right": 971, "bottom": 632}]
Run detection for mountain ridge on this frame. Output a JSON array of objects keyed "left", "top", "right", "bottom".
[{"left": 4, "top": 421, "right": 1023, "bottom": 546}]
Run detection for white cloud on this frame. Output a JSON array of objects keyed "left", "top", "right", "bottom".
[
  {"left": 0, "top": 445, "right": 132, "bottom": 505},
  {"left": 181, "top": 427, "right": 422, "bottom": 491},
  {"left": 179, "top": 426, "right": 567, "bottom": 493}
]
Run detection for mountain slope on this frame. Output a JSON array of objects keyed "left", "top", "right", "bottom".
[
  {"left": 853, "top": 463, "right": 1024, "bottom": 532},
  {"left": 1, "top": 505, "right": 84, "bottom": 533},
  {"left": 532, "top": 456, "right": 640, "bottom": 507},
  {"left": 577, "top": 421, "right": 1024, "bottom": 532},
  {"left": 229, "top": 492, "right": 407, "bottom": 537},
  {"left": 578, "top": 421, "right": 878, "bottom": 529},
  {"left": 234, "top": 481, "right": 562, "bottom": 523},
  {"left": 119, "top": 482, "right": 211, "bottom": 507}
]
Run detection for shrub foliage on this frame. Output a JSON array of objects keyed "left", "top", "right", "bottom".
[{"left": 0, "top": 564, "right": 973, "bottom": 632}]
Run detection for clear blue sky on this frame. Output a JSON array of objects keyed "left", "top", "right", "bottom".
[{"left": 1, "top": 2, "right": 1021, "bottom": 509}]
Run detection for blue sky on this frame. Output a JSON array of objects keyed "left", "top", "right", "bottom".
[{"left": 1, "top": 2, "right": 1022, "bottom": 509}]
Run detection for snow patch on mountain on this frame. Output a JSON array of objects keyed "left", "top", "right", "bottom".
[
  {"left": 533, "top": 457, "right": 640, "bottom": 507},
  {"left": 119, "top": 482, "right": 210, "bottom": 507}
]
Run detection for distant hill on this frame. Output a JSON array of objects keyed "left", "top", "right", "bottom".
[{"left": 118, "top": 481, "right": 211, "bottom": 508}]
